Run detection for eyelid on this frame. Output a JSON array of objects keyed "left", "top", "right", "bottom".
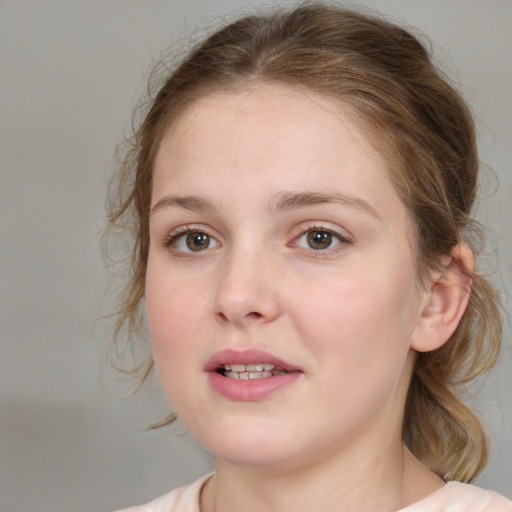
[
  {"left": 288, "top": 222, "right": 353, "bottom": 252},
  {"left": 161, "top": 221, "right": 351, "bottom": 256},
  {"left": 163, "top": 224, "right": 221, "bottom": 253}
]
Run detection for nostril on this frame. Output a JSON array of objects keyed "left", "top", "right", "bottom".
[
  {"left": 216, "top": 312, "right": 229, "bottom": 322},
  {"left": 214, "top": 310, "right": 264, "bottom": 324}
]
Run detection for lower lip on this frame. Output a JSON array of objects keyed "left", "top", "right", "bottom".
[{"left": 208, "top": 371, "right": 302, "bottom": 401}]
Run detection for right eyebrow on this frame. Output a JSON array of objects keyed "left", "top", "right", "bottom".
[{"left": 150, "top": 195, "right": 215, "bottom": 216}]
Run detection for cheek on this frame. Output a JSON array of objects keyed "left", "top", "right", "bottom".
[
  {"left": 145, "top": 262, "right": 210, "bottom": 384},
  {"left": 295, "top": 263, "right": 420, "bottom": 427},
  {"left": 296, "top": 259, "right": 420, "bottom": 370},
  {"left": 145, "top": 281, "right": 210, "bottom": 423}
]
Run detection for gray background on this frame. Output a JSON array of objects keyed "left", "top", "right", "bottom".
[{"left": 1, "top": 1, "right": 511, "bottom": 511}]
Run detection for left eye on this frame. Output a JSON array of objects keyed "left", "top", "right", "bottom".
[
  {"left": 295, "top": 229, "right": 344, "bottom": 250},
  {"left": 171, "top": 231, "right": 220, "bottom": 253}
]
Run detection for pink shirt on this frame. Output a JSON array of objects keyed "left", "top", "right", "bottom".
[{"left": 117, "top": 474, "right": 512, "bottom": 511}]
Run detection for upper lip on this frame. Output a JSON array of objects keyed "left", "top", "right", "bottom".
[{"left": 205, "top": 348, "right": 301, "bottom": 372}]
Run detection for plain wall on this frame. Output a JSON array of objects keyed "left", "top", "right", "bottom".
[{"left": 1, "top": 1, "right": 511, "bottom": 511}]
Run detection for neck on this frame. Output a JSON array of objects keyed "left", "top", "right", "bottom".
[{"left": 201, "top": 440, "right": 444, "bottom": 512}]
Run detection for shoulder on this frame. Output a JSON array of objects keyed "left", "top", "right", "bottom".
[
  {"left": 400, "top": 481, "right": 512, "bottom": 511},
  {"left": 114, "top": 474, "right": 213, "bottom": 512}
]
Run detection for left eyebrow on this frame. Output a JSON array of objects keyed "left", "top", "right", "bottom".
[{"left": 268, "top": 191, "right": 382, "bottom": 220}]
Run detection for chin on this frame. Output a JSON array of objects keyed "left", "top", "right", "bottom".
[
  {"left": 214, "top": 445, "right": 301, "bottom": 470},
  {"left": 197, "top": 421, "right": 303, "bottom": 469}
]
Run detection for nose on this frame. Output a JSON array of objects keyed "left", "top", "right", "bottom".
[{"left": 212, "top": 245, "right": 281, "bottom": 327}]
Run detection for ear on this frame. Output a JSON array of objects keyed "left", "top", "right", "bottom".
[{"left": 411, "top": 244, "right": 474, "bottom": 353}]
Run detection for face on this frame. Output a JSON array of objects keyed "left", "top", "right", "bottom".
[{"left": 146, "top": 84, "right": 429, "bottom": 470}]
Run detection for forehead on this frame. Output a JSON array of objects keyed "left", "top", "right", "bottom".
[{"left": 154, "top": 84, "right": 389, "bottom": 190}]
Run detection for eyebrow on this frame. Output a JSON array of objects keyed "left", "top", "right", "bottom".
[
  {"left": 150, "top": 195, "right": 215, "bottom": 215},
  {"left": 150, "top": 191, "right": 380, "bottom": 219},
  {"left": 268, "top": 191, "right": 381, "bottom": 219}
]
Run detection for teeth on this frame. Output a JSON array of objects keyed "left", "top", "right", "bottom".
[
  {"left": 249, "top": 371, "right": 272, "bottom": 379},
  {"left": 224, "top": 370, "right": 274, "bottom": 380},
  {"left": 221, "top": 363, "right": 286, "bottom": 380},
  {"left": 246, "top": 363, "right": 264, "bottom": 372},
  {"left": 222, "top": 363, "right": 276, "bottom": 372}
]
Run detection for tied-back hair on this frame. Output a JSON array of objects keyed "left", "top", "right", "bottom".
[{"left": 106, "top": 2, "right": 502, "bottom": 482}]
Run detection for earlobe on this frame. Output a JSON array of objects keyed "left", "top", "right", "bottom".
[{"left": 411, "top": 244, "right": 474, "bottom": 353}]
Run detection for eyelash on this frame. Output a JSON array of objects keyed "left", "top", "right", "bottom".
[
  {"left": 289, "top": 224, "right": 352, "bottom": 255},
  {"left": 162, "top": 223, "right": 352, "bottom": 256},
  {"left": 163, "top": 225, "right": 217, "bottom": 253}
]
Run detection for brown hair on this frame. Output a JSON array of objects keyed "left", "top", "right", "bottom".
[{"left": 106, "top": 2, "right": 501, "bottom": 482}]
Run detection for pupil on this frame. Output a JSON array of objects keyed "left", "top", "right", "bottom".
[
  {"left": 307, "top": 230, "right": 331, "bottom": 249},
  {"left": 186, "top": 232, "right": 210, "bottom": 251}
]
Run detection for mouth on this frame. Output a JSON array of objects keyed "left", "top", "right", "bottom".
[
  {"left": 206, "top": 349, "right": 301, "bottom": 400},
  {"left": 216, "top": 363, "right": 288, "bottom": 380}
]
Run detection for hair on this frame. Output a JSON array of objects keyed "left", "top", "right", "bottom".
[{"left": 105, "top": 2, "right": 501, "bottom": 483}]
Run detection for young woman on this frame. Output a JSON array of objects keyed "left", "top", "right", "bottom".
[{"left": 107, "top": 4, "right": 511, "bottom": 511}]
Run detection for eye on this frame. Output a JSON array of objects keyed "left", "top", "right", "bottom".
[
  {"left": 293, "top": 227, "right": 348, "bottom": 251},
  {"left": 167, "top": 229, "right": 220, "bottom": 253}
]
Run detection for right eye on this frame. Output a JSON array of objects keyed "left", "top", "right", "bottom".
[{"left": 167, "top": 230, "right": 220, "bottom": 253}]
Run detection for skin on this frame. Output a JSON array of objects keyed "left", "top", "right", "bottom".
[{"left": 146, "top": 84, "right": 468, "bottom": 511}]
